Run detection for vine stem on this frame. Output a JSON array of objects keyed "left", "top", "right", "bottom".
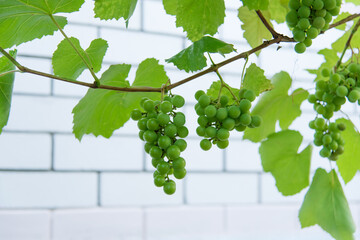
[
  {"left": 0, "top": 13, "right": 359, "bottom": 93},
  {"left": 49, "top": 14, "right": 100, "bottom": 86},
  {"left": 335, "top": 19, "right": 360, "bottom": 70},
  {"left": 256, "top": 10, "right": 280, "bottom": 38}
]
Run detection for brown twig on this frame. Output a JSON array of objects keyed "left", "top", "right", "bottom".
[
  {"left": 256, "top": 10, "right": 280, "bottom": 38},
  {"left": 328, "top": 13, "right": 360, "bottom": 31}
]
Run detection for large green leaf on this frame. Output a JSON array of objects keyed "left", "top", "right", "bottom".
[
  {"left": 165, "top": 36, "right": 236, "bottom": 72},
  {"left": 238, "top": 6, "right": 273, "bottom": 50},
  {"left": 241, "top": 0, "right": 269, "bottom": 10},
  {"left": 307, "top": 48, "right": 339, "bottom": 81},
  {"left": 0, "top": 0, "right": 85, "bottom": 49},
  {"left": 175, "top": 0, "right": 225, "bottom": 42},
  {"left": 72, "top": 58, "right": 167, "bottom": 140},
  {"left": 299, "top": 168, "right": 355, "bottom": 240},
  {"left": 163, "top": 0, "right": 177, "bottom": 15},
  {"left": 206, "top": 81, "right": 240, "bottom": 105},
  {"left": 94, "top": 0, "right": 138, "bottom": 21},
  {"left": 259, "top": 130, "right": 312, "bottom": 195},
  {"left": 242, "top": 63, "right": 273, "bottom": 96},
  {"left": 52, "top": 37, "right": 108, "bottom": 79},
  {"left": 0, "top": 50, "right": 16, "bottom": 134},
  {"left": 268, "top": 0, "right": 289, "bottom": 23},
  {"left": 335, "top": 118, "right": 360, "bottom": 184},
  {"left": 243, "top": 71, "right": 308, "bottom": 142}
]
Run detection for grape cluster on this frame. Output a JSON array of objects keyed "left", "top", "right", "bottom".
[
  {"left": 286, "top": 0, "right": 342, "bottom": 53},
  {"left": 194, "top": 89, "right": 262, "bottom": 150},
  {"left": 308, "top": 62, "right": 360, "bottom": 160},
  {"left": 131, "top": 94, "right": 188, "bottom": 195}
]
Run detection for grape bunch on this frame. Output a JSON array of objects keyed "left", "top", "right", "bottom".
[
  {"left": 131, "top": 94, "right": 188, "bottom": 195},
  {"left": 286, "top": 0, "right": 342, "bottom": 53},
  {"left": 194, "top": 89, "right": 262, "bottom": 151},
  {"left": 308, "top": 62, "right": 360, "bottom": 160}
]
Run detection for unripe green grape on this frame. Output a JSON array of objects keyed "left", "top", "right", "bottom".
[
  {"left": 295, "top": 42, "right": 306, "bottom": 54},
  {"left": 137, "top": 118, "right": 148, "bottom": 131},
  {"left": 289, "top": 0, "right": 301, "bottom": 9},
  {"left": 315, "top": 9, "right": 327, "bottom": 17},
  {"left": 200, "top": 139, "right": 212, "bottom": 151},
  {"left": 329, "top": 122, "right": 338, "bottom": 131},
  {"left": 144, "top": 130, "right": 158, "bottom": 143},
  {"left": 143, "top": 100, "right": 155, "bottom": 112},
  {"left": 235, "top": 125, "right": 246, "bottom": 132},
  {"left": 325, "top": 103, "right": 335, "bottom": 112},
  {"left": 336, "top": 85, "right": 348, "bottom": 97},
  {"left": 198, "top": 94, "right": 211, "bottom": 107},
  {"left": 239, "top": 99, "right": 251, "bottom": 112},
  {"left": 308, "top": 94, "right": 317, "bottom": 103},
  {"left": 157, "top": 161, "right": 170, "bottom": 175},
  {"left": 172, "top": 95, "right": 185, "bottom": 108},
  {"left": 196, "top": 126, "right": 206, "bottom": 136},
  {"left": 217, "top": 128, "right": 230, "bottom": 141},
  {"left": 293, "top": 28, "right": 306, "bottom": 42},
  {"left": 314, "top": 138, "right": 323, "bottom": 146},
  {"left": 163, "top": 180, "right": 176, "bottom": 195},
  {"left": 205, "top": 126, "right": 217, "bottom": 138},
  {"left": 240, "top": 113, "right": 252, "bottom": 126},
  {"left": 228, "top": 105, "right": 241, "bottom": 119},
  {"left": 336, "top": 0, "right": 342, "bottom": 6},
  {"left": 144, "top": 143, "right": 153, "bottom": 154},
  {"left": 329, "top": 6, "right": 340, "bottom": 16},
  {"left": 332, "top": 96, "right": 346, "bottom": 105},
  {"left": 152, "top": 158, "right": 162, "bottom": 168},
  {"left": 177, "top": 126, "right": 189, "bottom": 138},
  {"left": 195, "top": 90, "right": 205, "bottom": 100},
  {"left": 163, "top": 96, "right": 172, "bottom": 102},
  {"left": 298, "top": 18, "right": 310, "bottom": 30},
  {"left": 195, "top": 104, "right": 205, "bottom": 116},
  {"left": 321, "top": 68, "right": 330, "bottom": 77},
  {"left": 158, "top": 135, "right": 172, "bottom": 149},
  {"left": 173, "top": 168, "right": 186, "bottom": 179},
  {"left": 346, "top": 77, "right": 356, "bottom": 87},
  {"left": 329, "top": 141, "right": 338, "bottom": 150},
  {"left": 157, "top": 113, "right": 170, "bottom": 126},
  {"left": 220, "top": 95, "right": 229, "bottom": 106},
  {"left": 316, "top": 80, "right": 327, "bottom": 90},
  {"left": 324, "top": 12, "right": 333, "bottom": 23},
  {"left": 331, "top": 131, "right": 341, "bottom": 140},
  {"left": 147, "top": 111, "right": 157, "bottom": 118},
  {"left": 216, "top": 108, "right": 228, "bottom": 121},
  {"left": 173, "top": 113, "right": 186, "bottom": 127},
  {"left": 131, "top": 109, "right": 142, "bottom": 120},
  {"left": 166, "top": 145, "right": 181, "bottom": 160},
  {"left": 251, "top": 115, "right": 262, "bottom": 127},
  {"left": 238, "top": 88, "right": 247, "bottom": 99},
  {"left": 309, "top": 120, "right": 316, "bottom": 129},
  {"left": 197, "top": 116, "right": 208, "bottom": 127},
  {"left": 312, "top": 0, "right": 324, "bottom": 10},
  {"left": 303, "top": 38, "right": 312, "bottom": 47},
  {"left": 217, "top": 140, "right": 229, "bottom": 149},
  {"left": 348, "top": 90, "right": 360, "bottom": 102},
  {"left": 314, "top": 131, "right": 323, "bottom": 140},
  {"left": 244, "top": 89, "right": 256, "bottom": 102},
  {"left": 336, "top": 145, "right": 344, "bottom": 154},
  {"left": 306, "top": 27, "right": 319, "bottom": 39},
  {"left": 140, "top": 97, "right": 149, "bottom": 109},
  {"left": 324, "top": 0, "right": 336, "bottom": 10},
  {"left": 164, "top": 124, "right": 177, "bottom": 138},
  {"left": 160, "top": 101, "right": 172, "bottom": 113},
  {"left": 174, "top": 139, "right": 187, "bottom": 152},
  {"left": 320, "top": 147, "right": 331, "bottom": 158},
  {"left": 146, "top": 118, "right": 159, "bottom": 131},
  {"left": 312, "top": 17, "right": 326, "bottom": 29},
  {"left": 348, "top": 63, "right": 358, "bottom": 73},
  {"left": 314, "top": 118, "right": 326, "bottom": 130},
  {"left": 150, "top": 146, "right": 163, "bottom": 159},
  {"left": 205, "top": 105, "right": 217, "bottom": 118},
  {"left": 323, "top": 108, "right": 333, "bottom": 119},
  {"left": 222, "top": 118, "right": 236, "bottom": 130},
  {"left": 154, "top": 175, "right": 166, "bottom": 187},
  {"left": 286, "top": 10, "right": 299, "bottom": 27},
  {"left": 322, "top": 92, "right": 334, "bottom": 103},
  {"left": 173, "top": 157, "right": 186, "bottom": 169},
  {"left": 329, "top": 153, "right": 339, "bottom": 161},
  {"left": 322, "top": 134, "right": 332, "bottom": 145},
  {"left": 337, "top": 122, "right": 346, "bottom": 131},
  {"left": 302, "top": 0, "right": 314, "bottom": 6},
  {"left": 139, "top": 130, "right": 145, "bottom": 141}
]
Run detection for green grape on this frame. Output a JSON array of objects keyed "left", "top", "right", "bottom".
[
  {"left": 294, "top": 42, "right": 306, "bottom": 54},
  {"left": 312, "top": 17, "right": 325, "bottom": 29},
  {"left": 154, "top": 175, "right": 166, "bottom": 187},
  {"left": 164, "top": 124, "right": 177, "bottom": 138},
  {"left": 163, "top": 180, "right": 176, "bottom": 195},
  {"left": 143, "top": 100, "right": 155, "bottom": 112},
  {"left": 160, "top": 101, "right": 172, "bottom": 113},
  {"left": 307, "top": 27, "right": 319, "bottom": 40},
  {"left": 321, "top": 68, "right": 330, "bottom": 77},
  {"left": 222, "top": 118, "right": 236, "bottom": 130},
  {"left": 286, "top": 10, "right": 299, "bottom": 27},
  {"left": 228, "top": 105, "right": 241, "bottom": 119},
  {"left": 329, "top": 6, "right": 340, "bottom": 15},
  {"left": 144, "top": 130, "right": 158, "bottom": 143},
  {"left": 322, "top": 93, "right": 334, "bottom": 103},
  {"left": 200, "top": 139, "right": 212, "bottom": 151},
  {"left": 335, "top": 85, "right": 348, "bottom": 97},
  {"left": 158, "top": 135, "right": 172, "bottom": 149},
  {"left": 146, "top": 118, "right": 159, "bottom": 131},
  {"left": 173, "top": 157, "right": 186, "bottom": 169},
  {"left": 239, "top": 99, "right": 251, "bottom": 112},
  {"left": 348, "top": 90, "right": 360, "bottom": 102},
  {"left": 348, "top": 63, "right": 358, "bottom": 73},
  {"left": 303, "top": 38, "right": 312, "bottom": 47},
  {"left": 324, "top": 12, "right": 333, "bottom": 23},
  {"left": 312, "top": 0, "right": 324, "bottom": 10},
  {"left": 322, "top": 134, "right": 332, "bottom": 145},
  {"left": 174, "top": 139, "right": 187, "bottom": 152},
  {"left": 320, "top": 147, "right": 331, "bottom": 158},
  {"left": 205, "top": 126, "right": 217, "bottom": 138},
  {"left": 217, "top": 140, "right": 229, "bottom": 149},
  {"left": 150, "top": 146, "right": 163, "bottom": 159},
  {"left": 139, "top": 130, "right": 145, "bottom": 141},
  {"left": 197, "top": 116, "right": 208, "bottom": 127},
  {"left": 346, "top": 77, "right": 356, "bottom": 87},
  {"left": 302, "top": 0, "right": 314, "bottom": 6},
  {"left": 177, "top": 126, "right": 189, "bottom": 138},
  {"left": 144, "top": 143, "right": 153, "bottom": 154},
  {"left": 173, "top": 113, "right": 186, "bottom": 126},
  {"left": 298, "top": 6, "right": 311, "bottom": 18},
  {"left": 131, "top": 109, "right": 142, "bottom": 120},
  {"left": 216, "top": 108, "right": 228, "bottom": 121},
  {"left": 238, "top": 89, "right": 247, "bottom": 99},
  {"left": 220, "top": 95, "right": 229, "bottom": 106},
  {"left": 337, "top": 122, "right": 346, "bottom": 131},
  {"left": 172, "top": 95, "right": 185, "bottom": 108},
  {"left": 329, "top": 141, "right": 338, "bottom": 150},
  {"left": 329, "top": 122, "right": 338, "bottom": 131},
  {"left": 157, "top": 161, "right": 170, "bottom": 175},
  {"left": 173, "top": 169, "right": 186, "bottom": 179},
  {"left": 205, "top": 105, "right": 217, "bottom": 118},
  {"left": 137, "top": 118, "right": 148, "bottom": 131},
  {"left": 316, "top": 105, "right": 325, "bottom": 115},
  {"left": 315, "top": 9, "right": 327, "bottom": 17},
  {"left": 147, "top": 112, "right": 157, "bottom": 119},
  {"left": 196, "top": 126, "right": 206, "bottom": 136},
  {"left": 309, "top": 120, "right": 316, "bottom": 129},
  {"left": 152, "top": 158, "right": 162, "bottom": 168},
  {"left": 314, "top": 138, "right": 323, "bottom": 146},
  {"left": 324, "top": 0, "right": 336, "bottom": 10},
  {"left": 235, "top": 125, "right": 246, "bottom": 132},
  {"left": 308, "top": 94, "right": 317, "bottom": 103},
  {"left": 323, "top": 109, "right": 333, "bottom": 119},
  {"left": 289, "top": 0, "right": 301, "bottom": 9},
  {"left": 217, "top": 128, "right": 230, "bottom": 141},
  {"left": 329, "top": 153, "right": 339, "bottom": 161},
  {"left": 140, "top": 97, "right": 149, "bottom": 108},
  {"left": 316, "top": 80, "right": 327, "bottom": 90},
  {"left": 157, "top": 113, "right": 170, "bottom": 126},
  {"left": 250, "top": 115, "right": 262, "bottom": 127},
  {"left": 336, "top": 0, "right": 342, "bottom": 6},
  {"left": 195, "top": 104, "right": 205, "bottom": 116},
  {"left": 163, "top": 96, "right": 172, "bottom": 102},
  {"left": 332, "top": 96, "right": 346, "bottom": 105},
  {"left": 336, "top": 145, "right": 344, "bottom": 154},
  {"left": 244, "top": 90, "right": 256, "bottom": 102},
  {"left": 240, "top": 113, "right": 252, "bottom": 126},
  {"left": 314, "top": 118, "right": 326, "bottom": 130},
  {"left": 166, "top": 145, "right": 181, "bottom": 160},
  {"left": 198, "top": 94, "right": 211, "bottom": 107},
  {"left": 298, "top": 18, "right": 310, "bottom": 30},
  {"left": 293, "top": 28, "right": 306, "bottom": 42},
  {"left": 195, "top": 90, "right": 205, "bottom": 100},
  {"left": 331, "top": 131, "right": 341, "bottom": 140}
]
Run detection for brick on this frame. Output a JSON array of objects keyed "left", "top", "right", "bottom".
[
  {"left": 0, "top": 132, "right": 51, "bottom": 169},
  {"left": 101, "top": 173, "right": 183, "bottom": 206},
  {"left": 100, "top": 29, "right": 183, "bottom": 64},
  {"left": 0, "top": 172, "right": 97, "bottom": 208},
  {"left": 0, "top": 210, "right": 51, "bottom": 240},
  {"left": 5, "top": 95, "right": 77, "bottom": 133},
  {"left": 226, "top": 138, "right": 262, "bottom": 171},
  {"left": 145, "top": 206, "right": 225, "bottom": 238},
  {"left": 186, "top": 173, "right": 258, "bottom": 204},
  {"left": 52, "top": 208, "right": 142, "bottom": 240},
  {"left": 54, "top": 134, "right": 143, "bottom": 170}
]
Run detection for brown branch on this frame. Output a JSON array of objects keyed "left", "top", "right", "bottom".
[
  {"left": 328, "top": 13, "right": 360, "bottom": 31},
  {"left": 256, "top": 10, "right": 279, "bottom": 38}
]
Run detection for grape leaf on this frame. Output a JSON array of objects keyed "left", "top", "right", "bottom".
[
  {"left": 238, "top": 6, "right": 273, "bottom": 51},
  {"left": 72, "top": 58, "right": 167, "bottom": 140},
  {"left": 333, "top": 12, "right": 351, "bottom": 31},
  {"left": 175, "top": 0, "right": 225, "bottom": 42},
  {"left": 243, "top": 71, "right": 308, "bottom": 142},
  {"left": 268, "top": 0, "right": 288, "bottom": 23},
  {"left": 165, "top": 36, "right": 236, "bottom": 72},
  {"left": 345, "top": 0, "right": 360, "bottom": 5},
  {"left": 0, "top": 0, "right": 84, "bottom": 49},
  {"left": 241, "top": 0, "right": 269, "bottom": 10},
  {"left": 0, "top": 50, "right": 16, "bottom": 134},
  {"left": 242, "top": 63, "right": 273, "bottom": 96},
  {"left": 94, "top": 0, "right": 138, "bottom": 21},
  {"left": 307, "top": 48, "right": 339, "bottom": 81},
  {"left": 335, "top": 118, "right": 360, "bottom": 184},
  {"left": 332, "top": 25, "right": 360, "bottom": 53},
  {"left": 52, "top": 37, "right": 108, "bottom": 79},
  {"left": 259, "top": 130, "right": 311, "bottom": 195},
  {"left": 163, "top": 0, "right": 177, "bottom": 15},
  {"left": 299, "top": 168, "right": 355, "bottom": 240},
  {"left": 206, "top": 81, "right": 240, "bottom": 105}
]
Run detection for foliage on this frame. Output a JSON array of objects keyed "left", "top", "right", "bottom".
[{"left": 0, "top": 0, "right": 360, "bottom": 239}]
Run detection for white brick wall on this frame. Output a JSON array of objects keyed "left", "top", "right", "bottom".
[{"left": 1, "top": 0, "right": 360, "bottom": 239}]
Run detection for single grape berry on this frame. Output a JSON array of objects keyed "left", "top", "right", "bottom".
[
  {"left": 163, "top": 180, "right": 176, "bottom": 195},
  {"left": 200, "top": 139, "right": 212, "bottom": 151},
  {"left": 295, "top": 42, "right": 306, "bottom": 54}
]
